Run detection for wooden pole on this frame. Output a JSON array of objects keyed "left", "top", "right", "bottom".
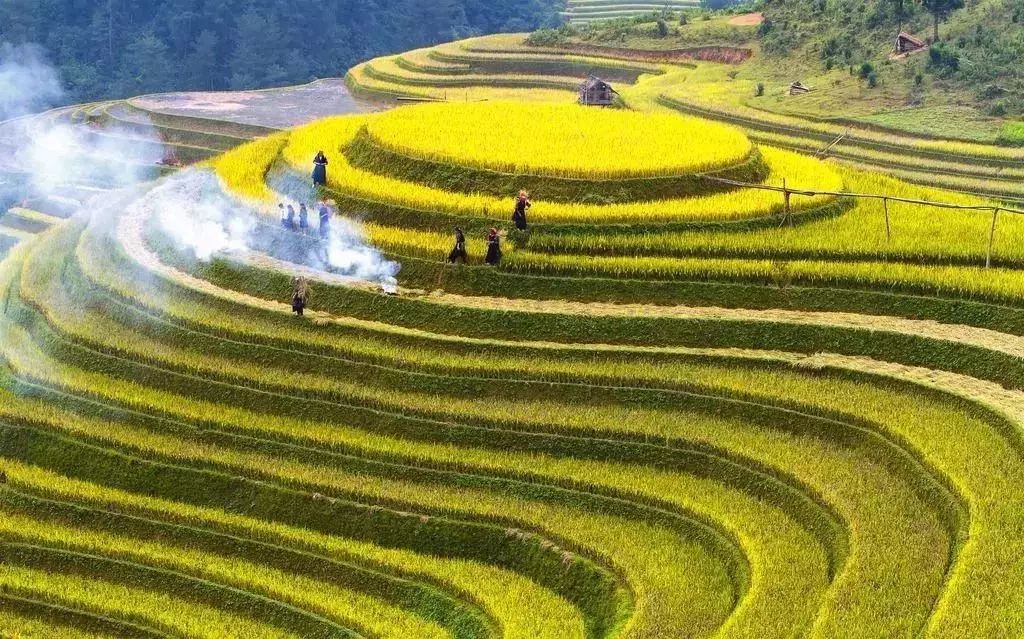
[
  {"left": 987, "top": 207, "right": 1000, "bottom": 269},
  {"left": 783, "top": 178, "right": 792, "bottom": 227},
  {"left": 883, "top": 197, "right": 891, "bottom": 241}
]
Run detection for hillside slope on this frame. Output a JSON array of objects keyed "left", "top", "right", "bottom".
[{"left": 534, "top": 0, "right": 1024, "bottom": 141}]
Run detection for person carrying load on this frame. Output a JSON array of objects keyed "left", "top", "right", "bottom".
[
  {"left": 447, "top": 226, "right": 467, "bottom": 264},
  {"left": 512, "top": 190, "right": 530, "bottom": 231},
  {"left": 485, "top": 228, "right": 502, "bottom": 265},
  {"left": 292, "top": 277, "right": 309, "bottom": 316}
]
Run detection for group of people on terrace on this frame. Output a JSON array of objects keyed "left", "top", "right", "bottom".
[
  {"left": 289, "top": 147, "right": 531, "bottom": 316},
  {"left": 279, "top": 200, "right": 332, "bottom": 240},
  {"left": 309, "top": 146, "right": 531, "bottom": 267},
  {"left": 447, "top": 190, "right": 531, "bottom": 266}
]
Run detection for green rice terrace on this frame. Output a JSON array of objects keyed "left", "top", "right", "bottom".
[
  {"left": 560, "top": 0, "right": 704, "bottom": 25},
  {"left": 3, "top": 22, "right": 1024, "bottom": 639}
]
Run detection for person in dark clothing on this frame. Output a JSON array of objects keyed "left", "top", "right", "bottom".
[
  {"left": 279, "top": 203, "right": 288, "bottom": 229},
  {"left": 485, "top": 227, "right": 502, "bottom": 265},
  {"left": 318, "top": 201, "right": 331, "bottom": 240},
  {"left": 298, "top": 203, "right": 309, "bottom": 232},
  {"left": 285, "top": 204, "right": 296, "bottom": 230},
  {"left": 313, "top": 151, "right": 329, "bottom": 187},
  {"left": 512, "top": 190, "right": 530, "bottom": 231},
  {"left": 292, "top": 277, "right": 309, "bottom": 316},
  {"left": 447, "top": 226, "right": 467, "bottom": 264}
]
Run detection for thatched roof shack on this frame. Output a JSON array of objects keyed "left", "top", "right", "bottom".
[
  {"left": 579, "top": 77, "right": 618, "bottom": 106},
  {"left": 788, "top": 81, "right": 811, "bottom": 96},
  {"left": 894, "top": 32, "right": 926, "bottom": 55}
]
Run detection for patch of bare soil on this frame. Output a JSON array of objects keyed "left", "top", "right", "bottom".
[{"left": 728, "top": 12, "right": 764, "bottom": 26}]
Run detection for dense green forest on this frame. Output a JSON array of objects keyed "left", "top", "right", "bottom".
[{"left": 0, "top": 0, "right": 562, "bottom": 103}]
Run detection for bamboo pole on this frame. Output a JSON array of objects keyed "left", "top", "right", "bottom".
[
  {"left": 705, "top": 175, "right": 1024, "bottom": 217},
  {"left": 987, "top": 207, "right": 1000, "bottom": 269},
  {"left": 883, "top": 197, "right": 891, "bottom": 241},
  {"left": 783, "top": 178, "right": 792, "bottom": 227}
]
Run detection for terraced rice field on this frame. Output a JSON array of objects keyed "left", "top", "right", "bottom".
[
  {"left": 561, "top": 0, "right": 702, "bottom": 24},
  {"left": 345, "top": 33, "right": 1024, "bottom": 204},
  {"left": 5, "top": 30, "right": 1024, "bottom": 639}
]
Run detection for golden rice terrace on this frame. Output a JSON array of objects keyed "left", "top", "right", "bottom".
[{"left": 2, "top": 29, "right": 1024, "bottom": 639}]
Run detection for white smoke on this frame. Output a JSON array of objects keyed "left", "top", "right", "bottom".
[
  {"left": 266, "top": 164, "right": 401, "bottom": 292},
  {"left": 0, "top": 43, "right": 163, "bottom": 208},
  {"left": 0, "top": 42, "right": 400, "bottom": 294},
  {"left": 321, "top": 215, "right": 400, "bottom": 292},
  {"left": 143, "top": 170, "right": 256, "bottom": 261},
  {"left": 0, "top": 44, "right": 63, "bottom": 121},
  {"left": 18, "top": 119, "right": 164, "bottom": 193},
  {"left": 146, "top": 168, "right": 400, "bottom": 293}
]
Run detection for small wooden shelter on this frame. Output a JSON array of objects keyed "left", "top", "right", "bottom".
[
  {"left": 894, "top": 32, "right": 926, "bottom": 55},
  {"left": 578, "top": 77, "right": 617, "bottom": 106},
  {"left": 788, "top": 81, "right": 811, "bottom": 96}
]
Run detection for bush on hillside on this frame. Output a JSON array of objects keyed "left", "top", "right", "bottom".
[
  {"left": 927, "top": 43, "right": 960, "bottom": 75},
  {"left": 526, "top": 28, "right": 563, "bottom": 46},
  {"left": 988, "top": 101, "right": 1008, "bottom": 117},
  {"left": 998, "top": 122, "right": 1024, "bottom": 146}
]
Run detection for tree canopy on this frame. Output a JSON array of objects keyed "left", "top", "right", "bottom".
[{"left": 0, "top": 0, "right": 562, "bottom": 102}]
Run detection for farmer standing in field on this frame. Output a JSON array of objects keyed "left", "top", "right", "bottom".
[
  {"left": 313, "top": 150, "right": 329, "bottom": 187},
  {"left": 298, "top": 203, "right": 309, "bottom": 233},
  {"left": 318, "top": 201, "right": 331, "bottom": 240},
  {"left": 292, "top": 277, "right": 309, "bottom": 316},
  {"left": 485, "top": 227, "right": 502, "bottom": 265},
  {"left": 447, "top": 226, "right": 467, "bottom": 264},
  {"left": 512, "top": 190, "right": 530, "bottom": 231},
  {"left": 285, "top": 204, "right": 296, "bottom": 230}
]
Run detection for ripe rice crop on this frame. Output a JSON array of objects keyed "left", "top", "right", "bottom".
[
  {"left": 0, "top": 459, "right": 584, "bottom": 639},
  {"left": 0, "top": 565, "right": 295, "bottom": 639},
  {"left": 526, "top": 166, "right": 1024, "bottom": 265},
  {"left": 345, "top": 63, "right": 575, "bottom": 104},
  {"left": 0, "top": 511, "right": 451, "bottom": 639},
  {"left": 282, "top": 116, "right": 839, "bottom": 223},
  {"left": 366, "top": 224, "right": 487, "bottom": 262},
  {"left": 43, "top": 215, "right": 1024, "bottom": 636},
  {"left": 364, "top": 101, "right": 753, "bottom": 179},
  {"left": 210, "top": 133, "right": 287, "bottom": 204},
  {"left": 365, "top": 56, "right": 581, "bottom": 91},
  {"left": 505, "top": 250, "right": 1024, "bottom": 303}
]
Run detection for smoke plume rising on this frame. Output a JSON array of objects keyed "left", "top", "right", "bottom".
[{"left": 1, "top": 41, "right": 401, "bottom": 294}]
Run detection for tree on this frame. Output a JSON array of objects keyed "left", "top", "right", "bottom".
[
  {"left": 922, "top": 0, "right": 964, "bottom": 41},
  {"left": 0, "top": 0, "right": 561, "bottom": 102},
  {"left": 117, "top": 33, "right": 173, "bottom": 95},
  {"left": 186, "top": 29, "right": 220, "bottom": 90},
  {"left": 230, "top": 8, "right": 282, "bottom": 90}
]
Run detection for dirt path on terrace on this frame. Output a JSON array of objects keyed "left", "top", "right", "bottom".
[
  {"left": 423, "top": 291, "right": 1024, "bottom": 360},
  {"left": 728, "top": 13, "right": 764, "bottom": 26}
]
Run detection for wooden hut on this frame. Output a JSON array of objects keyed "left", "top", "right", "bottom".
[
  {"left": 578, "top": 77, "right": 617, "bottom": 106},
  {"left": 788, "top": 81, "right": 811, "bottom": 96},
  {"left": 894, "top": 32, "right": 926, "bottom": 55}
]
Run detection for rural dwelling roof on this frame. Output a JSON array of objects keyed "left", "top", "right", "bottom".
[
  {"left": 896, "top": 32, "right": 926, "bottom": 49},
  {"left": 580, "top": 77, "right": 617, "bottom": 93},
  {"left": 788, "top": 80, "right": 811, "bottom": 94}
]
